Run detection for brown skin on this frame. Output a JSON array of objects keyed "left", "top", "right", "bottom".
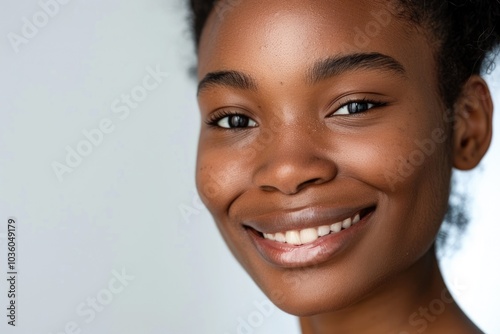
[{"left": 195, "top": 1, "right": 493, "bottom": 333}]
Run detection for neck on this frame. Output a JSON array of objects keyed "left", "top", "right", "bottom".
[{"left": 299, "top": 247, "right": 482, "bottom": 334}]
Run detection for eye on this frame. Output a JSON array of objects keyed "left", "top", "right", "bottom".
[
  {"left": 207, "top": 111, "right": 258, "bottom": 129},
  {"left": 331, "top": 100, "right": 382, "bottom": 116},
  {"left": 218, "top": 114, "right": 257, "bottom": 128}
]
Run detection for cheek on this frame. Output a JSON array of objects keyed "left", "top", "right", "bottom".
[
  {"left": 195, "top": 137, "right": 254, "bottom": 221},
  {"left": 195, "top": 147, "right": 247, "bottom": 250},
  {"left": 338, "top": 106, "right": 451, "bottom": 201},
  {"left": 196, "top": 152, "right": 232, "bottom": 213},
  {"left": 334, "top": 112, "right": 452, "bottom": 278},
  {"left": 344, "top": 112, "right": 452, "bottom": 260}
]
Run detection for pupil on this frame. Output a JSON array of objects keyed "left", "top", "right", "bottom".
[
  {"left": 348, "top": 102, "right": 368, "bottom": 114},
  {"left": 230, "top": 115, "right": 248, "bottom": 127}
]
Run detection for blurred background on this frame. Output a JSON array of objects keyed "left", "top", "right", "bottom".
[{"left": 0, "top": 1, "right": 498, "bottom": 333}]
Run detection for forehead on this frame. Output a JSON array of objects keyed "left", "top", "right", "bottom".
[{"left": 197, "top": 0, "right": 431, "bottom": 83}]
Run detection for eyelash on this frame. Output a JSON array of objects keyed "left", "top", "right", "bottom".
[
  {"left": 329, "top": 98, "right": 387, "bottom": 117},
  {"left": 205, "top": 109, "right": 258, "bottom": 130},
  {"left": 205, "top": 98, "right": 387, "bottom": 129}
]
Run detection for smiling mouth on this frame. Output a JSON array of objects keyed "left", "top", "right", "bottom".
[{"left": 256, "top": 207, "right": 375, "bottom": 246}]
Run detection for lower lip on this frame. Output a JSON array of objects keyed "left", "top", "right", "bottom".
[{"left": 246, "top": 210, "right": 374, "bottom": 268}]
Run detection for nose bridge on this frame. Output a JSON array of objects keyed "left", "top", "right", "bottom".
[
  {"left": 252, "top": 116, "right": 337, "bottom": 194},
  {"left": 273, "top": 120, "right": 320, "bottom": 156}
]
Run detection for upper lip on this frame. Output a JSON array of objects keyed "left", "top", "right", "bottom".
[{"left": 241, "top": 204, "right": 375, "bottom": 234}]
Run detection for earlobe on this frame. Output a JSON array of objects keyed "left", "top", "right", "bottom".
[{"left": 452, "top": 75, "right": 494, "bottom": 170}]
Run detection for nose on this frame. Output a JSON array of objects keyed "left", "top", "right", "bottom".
[{"left": 252, "top": 125, "right": 337, "bottom": 195}]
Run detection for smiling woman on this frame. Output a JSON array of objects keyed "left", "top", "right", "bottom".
[{"left": 188, "top": 1, "right": 500, "bottom": 333}]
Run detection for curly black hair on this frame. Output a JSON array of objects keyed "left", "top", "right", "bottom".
[{"left": 187, "top": 0, "right": 500, "bottom": 252}]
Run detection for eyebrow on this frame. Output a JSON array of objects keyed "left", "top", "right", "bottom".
[
  {"left": 197, "top": 70, "right": 257, "bottom": 95},
  {"left": 197, "top": 52, "right": 406, "bottom": 95},
  {"left": 307, "top": 52, "right": 406, "bottom": 84}
]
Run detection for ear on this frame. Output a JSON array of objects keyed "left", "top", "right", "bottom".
[{"left": 452, "top": 75, "right": 494, "bottom": 170}]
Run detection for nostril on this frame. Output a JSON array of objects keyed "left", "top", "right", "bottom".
[
  {"left": 259, "top": 178, "right": 327, "bottom": 194},
  {"left": 260, "top": 185, "right": 277, "bottom": 192},
  {"left": 293, "top": 178, "right": 323, "bottom": 193}
]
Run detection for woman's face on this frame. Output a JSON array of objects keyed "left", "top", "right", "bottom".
[{"left": 195, "top": 0, "right": 453, "bottom": 315}]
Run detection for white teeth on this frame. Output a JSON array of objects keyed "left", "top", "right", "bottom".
[
  {"left": 317, "top": 225, "right": 331, "bottom": 237},
  {"left": 342, "top": 217, "right": 352, "bottom": 229},
  {"left": 299, "top": 228, "right": 318, "bottom": 244},
  {"left": 275, "top": 232, "right": 286, "bottom": 242},
  {"left": 264, "top": 233, "right": 275, "bottom": 241},
  {"left": 285, "top": 230, "right": 301, "bottom": 245},
  {"left": 330, "top": 222, "right": 342, "bottom": 233},
  {"left": 262, "top": 210, "right": 365, "bottom": 244}
]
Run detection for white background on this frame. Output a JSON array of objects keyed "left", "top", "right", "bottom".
[{"left": 0, "top": 1, "right": 498, "bottom": 333}]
